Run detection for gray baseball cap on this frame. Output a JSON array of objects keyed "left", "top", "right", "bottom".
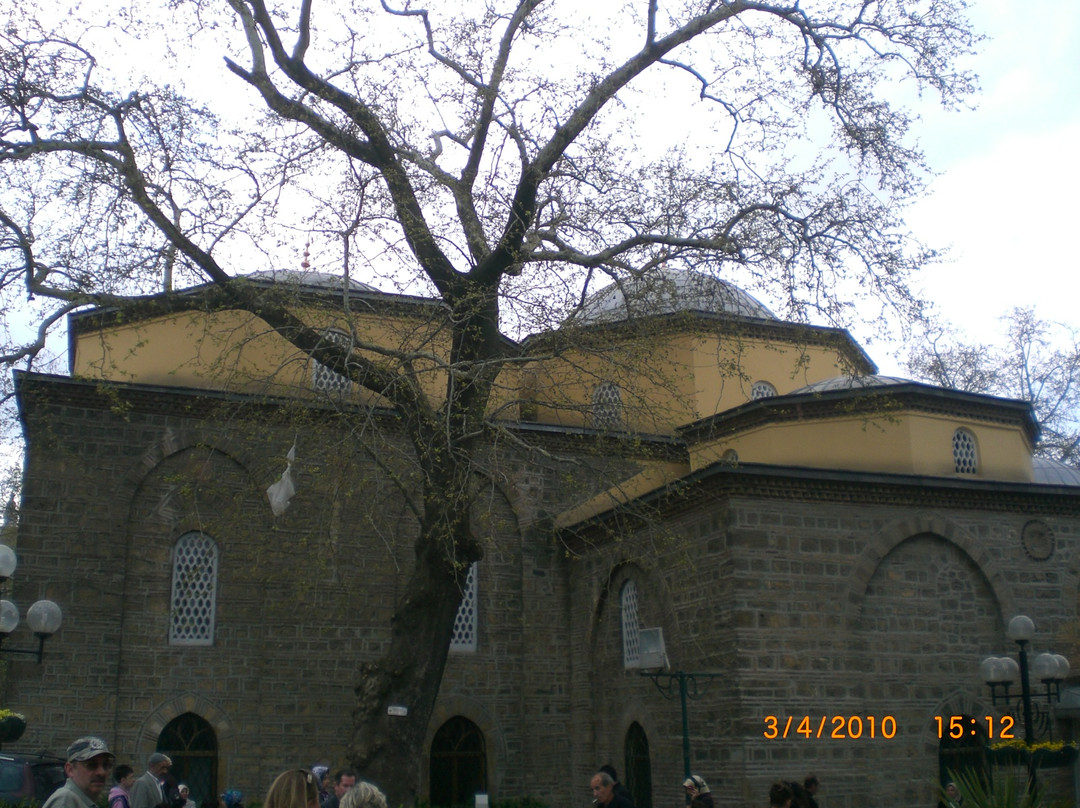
[{"left": 67, "top": 737, "right": 114, "bottom": 762}]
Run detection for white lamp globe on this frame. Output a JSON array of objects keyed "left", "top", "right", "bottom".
[
  {"left": 26, "top": 600, "right": 62, "bottom": 636},
  {"left": 0, "top": 599, "right": 18, "bottom": 634},
  {"left": 1007, "top": 615, "right": 1036, "bottom": 642}
]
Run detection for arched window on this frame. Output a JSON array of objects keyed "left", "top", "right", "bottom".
[
  {"left": 157, "top": 713, "right": 218, "bottom": 808},
  {"left": 429, "top": 716, "right": 487, "bottom": 807},
  {"left": 591, "top": 382, "right": 624, "bottom": 430},
  {"left": 624, "top": 722, "right": 652, "bottom": 808},
  {"left": 312, "top": 328, "right": 353, "bottom": 393},
  {"left": 953, "top": 428, "right": 978, "bottom": 474},
  {"left": 170, "top": 532, "right": 219, "bottom": 646},
  {"left": 750, "top": 380, "right": 777, "bottom": 400},
  {"left": 620, "top": 580, "right": 640, "bottom": 669},
  {"left": 450, "top": 564, "right": 478, "bottom": 652}
]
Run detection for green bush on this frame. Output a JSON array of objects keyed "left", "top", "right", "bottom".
[{"left": 943, "top": 768, "right": 1070, "bottom": 808}]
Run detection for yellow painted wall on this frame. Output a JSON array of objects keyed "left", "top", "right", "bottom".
[
  {"left": 525, "top": 331, "right": 856, "bottom": 433},
  {"left": 70, "top": 302, "right": 1036, "bottom": 486},
  {"left": 72, "top": 306, "right": 456, "bottom": 409},
  {"left": 524, "top": 335, "right": 698, "bottom": 433},
  {"left": 692, "top": 411, "right": 1035, "bottom": 482},
  {"left": 688, "top": 334, "right": 858, "bottom": 418}
]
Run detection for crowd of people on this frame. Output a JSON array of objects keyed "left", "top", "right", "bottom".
[
  {"left": 44, "top": 733, "right": 825, "bottom": 808},
  {"left": 590, "top": 766, "right": 821, "bottom": 808},
  {"left": 41, "top": 737, "right": 387, "bottom": 808}
]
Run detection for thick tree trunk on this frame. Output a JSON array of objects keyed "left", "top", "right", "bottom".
[
  {"left": 347, "top": 283, "right": 497, "bottom": 803},
  {"left": 347, "top": 497, "right": 479, "bottom": 805}
]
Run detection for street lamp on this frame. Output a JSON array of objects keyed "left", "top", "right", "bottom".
[
  {"left": 0, "top": 543, "right": 63, "bottom": 663},
  {"left": 980, "top": 615, "right": 1070, "bottom": 789}
]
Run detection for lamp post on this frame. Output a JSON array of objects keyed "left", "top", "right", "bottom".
[
  {"left": 633, "top": 626, "right": 723, "bottom": 786},
  {"left": 980, "top": 615, "right": 1070, "bottom": 790},
  {"left": 0, "top": 543, "right": 63, "bottom": 663},
  {"left": 639, "top": 669, "right": 725, "bottom": 783}
]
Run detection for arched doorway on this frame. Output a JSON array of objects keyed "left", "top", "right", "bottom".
[
  {"left": 624, "top": 722, "right": 652, "bottom": 808},
  {"left": 938, "top": 714, "right": 987, "bottom": 795},
  {"left": 158, "top": 713, "right": 218, "bottom": 808},
  {"left": 429, "top": 716, "right": 487, "bottom": 808}
]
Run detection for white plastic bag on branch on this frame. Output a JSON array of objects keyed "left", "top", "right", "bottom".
[{"left": 266, "top": 441, "right": 297, "bottom": 517}]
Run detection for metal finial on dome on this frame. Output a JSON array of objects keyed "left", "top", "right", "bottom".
[{"left": 301, "top": 241, "right": 311, "bottom": 270}]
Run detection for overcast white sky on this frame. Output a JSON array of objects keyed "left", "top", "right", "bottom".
[
  {"left": 14, "top": 0, "right": 1080, "bottom": 375},
  {"left": 880, "top": 0, "right": 1080, "bottom": 371}
]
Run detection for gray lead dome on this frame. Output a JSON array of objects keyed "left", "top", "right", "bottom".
[{"left": 569, "top": 267, "right": 776, "bottom": 324}]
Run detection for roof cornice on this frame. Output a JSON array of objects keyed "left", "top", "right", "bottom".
[{"left": 678, "top": 382, "right": 1040, "bottom": 444}]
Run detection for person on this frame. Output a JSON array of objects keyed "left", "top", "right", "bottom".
[
  {"left": 340, "top": 781, "right": 388, "bottom": 808},
  {"left": 310, "top": 767, "right": 330, "bottom": 805},
  {"left": 320, "top": 770, "right": 356, "bottom": 808},
  {"left": 220, "top": 790, "right": 244, "bottom": 808},
  {"left": 590, "top": 771, "right": 633, "bottom": 808},
  {"left": 179, "top": 785, "right": 197, "bottom": 808},
  {"left": 110, "top": 765, "right": 136, "bottom": 808},
  {"left": 682, "top": 776, "right": 713, "bottom": 808},
  {"left": 265, "top": 770, "right": 319, "bottom": 808},
  {"left": 43, "top": 737, "right": 116, "bottom": 808},
  {"left": 131, "top": 754, "right": 172, "bottom": 808},
  {"left": 162, "top": 771, "right": 184, "bottom": 808},
  {"left": 803, "top": 775, "right": 819, "bottom": 808},
  {"left": 598, "top": 765, "right": 633, "bottom": 807},
  {"left": 943, "top": 781, "right": 963, "bottom": 808},
  {"left": 768, "top": 782, "right": 793, "bottom": 808}
]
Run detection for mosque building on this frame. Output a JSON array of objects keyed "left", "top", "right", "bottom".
[{"left": 5, "top": 267, "right": 1079, "bottom": 807}]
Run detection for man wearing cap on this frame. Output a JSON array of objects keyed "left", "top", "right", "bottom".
[
  {"left": 43, "top": 737, "right": 116, "bottom": 808},
  {"left": 131, "top": 753, "right": 172, "bottom": 808}
]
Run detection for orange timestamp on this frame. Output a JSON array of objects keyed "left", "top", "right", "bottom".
[{"left": 763, "top": 715, "right": 898, "bottom": 740}]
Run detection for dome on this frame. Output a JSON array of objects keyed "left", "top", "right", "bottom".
[
  {"left": 1032, "top": 456, "right": 1080, "bottom": 486},
  {"left": 244, "top": 269, "right": 379, "bottom": 293},
  {"left": 789, "top": 375, "right": 913, "bottom": 395},
  {"left": 568, "top": 268, "right": 775, "bottom": 324}
]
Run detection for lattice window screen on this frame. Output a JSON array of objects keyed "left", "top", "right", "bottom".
[
  {"left": 312, "top": 329, "right": 353, "bottom": 394},
  {"left": 170, "top": 532, "right": 219, "bottom": 646},
  {"left": 592, "top": 382, "right": 624, "bottom": 430},
  {"left": 751, "top": 380, "right": 777, "bottom": 399},
  {"left": 953, "top": 429, "right": 978, "bottom": 474},
  {"left": 621, "top": 579, "right": 640, "bottom": 668},
  {"left": 450, "top": 564, "right": 478, "bottom": 652}
]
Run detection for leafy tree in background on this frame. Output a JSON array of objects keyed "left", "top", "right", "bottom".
[
  {"left": 906, "top": 308, "right": 1080, "bottom": 467},
  {"left": 1, "top": 0, "right": 977, "bottom": 798}
]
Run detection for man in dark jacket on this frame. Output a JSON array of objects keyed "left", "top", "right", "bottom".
[
  {"left": 591, "top": 772, "right": 633, "bottom": 808},
  {"left": 598, "top": 766, "right": 634, "bottom": 807}
]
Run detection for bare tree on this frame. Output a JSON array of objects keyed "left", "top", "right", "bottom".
[
  {"left": 1, "top": 0, "right": 977, "bottom": 798},
  {"left": 906, "top": 308, "right": 1080, "bottom": 467}
]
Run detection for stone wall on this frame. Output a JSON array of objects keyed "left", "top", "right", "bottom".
[{"left": 6, "top": 372, "right": 1080, "bottom": 808}]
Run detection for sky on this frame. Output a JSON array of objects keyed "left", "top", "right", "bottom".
[
  {"left": 883, "top": 0, "right": 1080, "bottom": 371},
  {"left": 7, "top": 0, "right": 1079, "bottom": 374}
]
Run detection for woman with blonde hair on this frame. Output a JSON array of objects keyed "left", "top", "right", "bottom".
[
  {"left": 340, "top": 781, "right": 387, "bottom": 808},
  {"left": 265, "top": 770, "right": 319, "bottom": 808}
]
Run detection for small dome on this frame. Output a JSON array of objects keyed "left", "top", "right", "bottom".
[
  {"left": 245, "top": 269, "right": 379, "bottom": 293},
  {"left": 789, "top": 375, "right": 913, "bottom": 395},
  {"left": 1032, "top": 457, "right": 1080, "bottom": 486},
  {"left": 568, "top": 268, "right": 775, "bottom": 324}
]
